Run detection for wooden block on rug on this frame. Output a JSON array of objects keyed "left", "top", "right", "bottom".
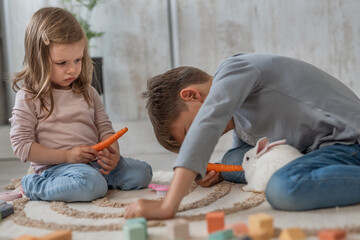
[
  {"left": 39, "top": 230, "right": 72, "bottom": 240},
  {"left": 165, "top": 218, "right": 189, "bottom": 239},
  {"left": 248, "top": 213, "right": 274, "bottom": 239},
  {"left": 318, "top": 229, "right": 346, "bottom": 240},
  {"left": 208, "top": 229, "right": 234, "bottom": 240},
  {"left": 279, "top": 228, "right": 306, "bottom": 240},
  {"left": 125, "top": 217, "right": 147, "bottom": 237},
  {"left": 0, "top": 204, "right": 14, "bottom": 219},
  {"left": 123, "top": 222, "right": 146, "bottom": 240},
  {"left": 14, "top": 235, "right": 39, "bottom": 240},
  {"left": 207, "top": 211, "right": 225, "bottom": 234}
]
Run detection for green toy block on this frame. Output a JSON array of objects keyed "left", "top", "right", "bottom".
[
  {"left": 123, "top": 222, "right": 146, "bottom": 240},
  {"left": 209, "top": 229, "right": 234, "bottom": 240},
  {"left": 125, "top": 217, "right": 147, "bottom": 236}
]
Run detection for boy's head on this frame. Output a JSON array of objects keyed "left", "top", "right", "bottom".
[{"left": 144, "top": 66, "right": 212, "bottom": 153}]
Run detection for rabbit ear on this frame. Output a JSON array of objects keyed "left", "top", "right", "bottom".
[
  {"left": 255, "top": 137, "right": 269, "bottom": 158},
  {"left": 268, "top": 139, "right": 287, "bottom": 150}
]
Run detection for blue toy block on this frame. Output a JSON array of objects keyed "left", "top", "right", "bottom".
[
  {"left": 123, "top": 222, "right": 146, "bottom": 240},
  {"left": 0, "top": 204, "right": 14, "bottom": 220},
  {"left": 209, "top": 229, "right": 234, "bottom": 240}
]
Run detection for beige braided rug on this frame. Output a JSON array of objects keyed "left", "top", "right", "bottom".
[{"left": 1, "top": 171, "right": 360, "bottom": 240}]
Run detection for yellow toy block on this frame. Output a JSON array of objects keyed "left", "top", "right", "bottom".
[
  {"left": 39, "top": 230, "right": 72, "bottom": 240},
  {"left": 279, "top": 228, "right": 306, "bottom": 240},
  {"left": 14, "top": 235, "right": 39, "bottom": 240},
  {"left": 248, "top": 213, "right": 274, "bottom": 239}
]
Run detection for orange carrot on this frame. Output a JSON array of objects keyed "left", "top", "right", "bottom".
[
  {"left": 207, "top": 163, "right": 244, "bottom": 172},
  {"left": 91, "top": 127, "right": 128, "bottom": 151}
]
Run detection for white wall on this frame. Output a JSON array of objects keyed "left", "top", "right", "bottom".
[{"left": 2, "top": 0, "right": 360, "bottom": 123}]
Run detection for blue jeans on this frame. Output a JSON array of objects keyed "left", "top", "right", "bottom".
[
  {"left": 221, "top": 142, "right": 360, "bottom": 211},
  {"left": 22, "top": 156, "right": 153, "bottom": 202}
]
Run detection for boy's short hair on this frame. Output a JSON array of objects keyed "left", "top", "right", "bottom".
[{"left": 143, "top": 66, "right": 211, "bottom": 153}]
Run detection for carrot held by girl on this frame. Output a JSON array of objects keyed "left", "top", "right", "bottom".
[{"left": 9, "top": 7, "right": 152, "bottom": 202}]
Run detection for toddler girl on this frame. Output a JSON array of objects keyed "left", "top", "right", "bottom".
[{"left": 9, "top": 7, "right": 152, "bottom": 202}]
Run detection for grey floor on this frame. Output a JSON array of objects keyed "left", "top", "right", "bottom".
[{"left": 0, "top": 120, "right": 232, "bottom": 191}]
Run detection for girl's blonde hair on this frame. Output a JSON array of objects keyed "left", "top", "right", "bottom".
[{"left": 12, "top": 7, "right": 93, "bottom": 119}]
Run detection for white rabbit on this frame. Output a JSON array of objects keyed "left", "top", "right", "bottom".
[{"left": 242, "top": 137, "right": 303, "bottom": 193}]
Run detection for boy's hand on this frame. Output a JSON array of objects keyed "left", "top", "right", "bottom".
[
  {"left": 124, "top": 199, "right": 175, "bottom": 220},
  {"left": 96, "top": 146, "right": 120, "bottom": 175},
  {"left": 65, "top": 145, "right": 97, "bottom": 164},
  {"left": 195, "top": 170, "right": 223, "bottom": 187}
]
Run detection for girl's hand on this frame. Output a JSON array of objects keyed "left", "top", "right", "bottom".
[
  {"left": 96, "top": 146, "right": 120, "bottom": 175},
  {"left": 65, "top": 145, "right": 97, "bottom": 164},
  {"left": 124, "top": 199, "right": 175, "bottom": 220},
  {"left": 195, "top": 170, "right": 223, "bottom": 187}
]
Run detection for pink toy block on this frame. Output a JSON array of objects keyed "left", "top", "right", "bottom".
[
  {"left": 39, "top": 230, "right": 72, "bottom": 240},
  {"left": 318, "top": 229, "right": 346, "bottom": 240},
  {"left": 206, "top": 211, "right": 225, "bottom": 234},
  {"left": 148, "top": 184, "right": 169, "bottom": 196},
  {"left": 226, "top": 222, "right": 248, "bottom": 236},
  {"left": 165, "top": 218, "right": 189, "bottom": 239}
]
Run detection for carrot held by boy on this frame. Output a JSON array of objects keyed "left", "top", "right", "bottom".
[
  {"left": 206, "top": 163, "right": 244, "bottom": 172},
  {"left": 91, "top": 127, "right": 128, "bottom": 151}
]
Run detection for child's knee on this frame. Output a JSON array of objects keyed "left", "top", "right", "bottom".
[{"left": 265, "top": 171, "right": 300, "bottom": 211}]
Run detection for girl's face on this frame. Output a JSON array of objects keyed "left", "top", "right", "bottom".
[{"left": 49, "top": 39, "right": 85, "bottom": 90}]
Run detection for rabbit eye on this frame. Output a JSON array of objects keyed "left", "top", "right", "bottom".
[{"left": 246, "top": 157, "right": 249, "bottom": 161}]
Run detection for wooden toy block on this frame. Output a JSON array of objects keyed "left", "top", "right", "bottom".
[
  {"left": 208, "top": 229, "right": 234, "bottom": 240},
  {"left": 279, "top": 228, "right": 306, "bottom": 240},
  {"left": 0, "top": 204, "right": 14, "bottom": 219},
  {"left": 226, "top": 222, "right": 248, "bottom": 236},
  {"left": 206, "top": 211, "right": 225, "bottom": 234},
  {"left": 14, "top": 235, "right": 39, "bottom": 240},
  {"left": 126, "top": 217, "right": 147, "bottom": 237},
  {"left": 318, "top": 229, "right": 346, "bottom": 240},
  {"left": 248, "top": 213, "right": 274, "bottom": 238},
  {"left": 123, "top": 223, "right": 146, "bottom": 240},
  {"left": 39, "top": 230, "right": 71, "bottom": 240},
  {"left": 166, "top": 218, "right": 190, "bottom": 240}
]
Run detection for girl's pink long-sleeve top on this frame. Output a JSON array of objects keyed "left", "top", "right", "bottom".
[{"left": 9, "top": 87, "right": 114, "bottom": 174}]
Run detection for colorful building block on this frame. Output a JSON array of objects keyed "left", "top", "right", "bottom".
[
  {"left": 318, "top": 229, "right": 346, "bottom": 240},
  {"left": 208, "top": 229, "right": 234, "bottom": 240},
  {"left": 125, "top": 217, "right": 147, "bottom": 237},
  {"left": 39, "top": 230, "right": 72, "bottom": 240},
  {"left": 14, "top": 235, "right": 39, "bottom": 240},
  {"left": 123, "top": 223, "right": 146, "bottom": 240},
  {"left": 279, "top": 228, "right": 306, "bottom": 240},
  {"left": 0, "top": 204, "right": 14, "bottom": 219},
  {"left": 207, "top": 211, "right": 225, "bottom": 234},
  {"left": 166, "top": 218, "right": 189, "bottom": 240},
  {"left": 226, "top": 222, "right": 248, "bottom": 236},
  {"left": 248, "top": 213, "right": 273, "bottom": 239}
]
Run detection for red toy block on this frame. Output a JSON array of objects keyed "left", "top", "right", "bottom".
[
  {"left": 206, "top": 211, "right": 225, "bottom": 234},
  {"left": 318, "top": 229, "right": 346, "bottom": 240},
  {"left": 39, "top": 230, "right": 72, "bottom": 240}
]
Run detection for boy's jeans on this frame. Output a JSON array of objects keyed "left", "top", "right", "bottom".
[
  {"left": 22, "top": 156, "right": 153, "bottom": 202},
  {"left": 221, "top": 142, "right": 360, "bottom": 211}
]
